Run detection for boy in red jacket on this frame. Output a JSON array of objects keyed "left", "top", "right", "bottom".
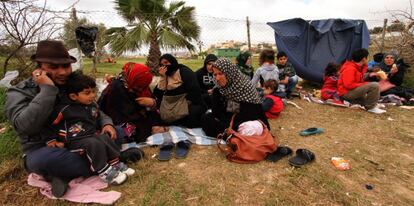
[{"left": 338, "top": 49, "right": 385, "bottom": 114}]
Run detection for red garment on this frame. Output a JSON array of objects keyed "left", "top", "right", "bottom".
[
  {"left": 264, "top": 95, "right": 284, "bottom": 119},
  {"left": 122, "top": 62, "right": 153, "bottom": 97},
  {"left": 337, "top": 61, "right": 368, "bottom": 96},
  {"left": 321, "top": 75, "right": 338, "bottom": 100}
]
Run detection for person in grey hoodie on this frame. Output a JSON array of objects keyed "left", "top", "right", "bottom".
[
  {"left": 251, "top": 49, "right": 279, "bottom": 88},
  {"left": 5, "top": 40, "right": 117, "bottom": 197}
]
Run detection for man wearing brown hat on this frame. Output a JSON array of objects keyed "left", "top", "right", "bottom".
[{"left": 5, "top": 40, "right": 117, "bottom": 197}]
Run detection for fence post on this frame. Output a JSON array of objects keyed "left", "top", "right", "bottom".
[
  {"left": 380, "top": 18, "right": 388, "bottom": 53},
  {"left": 246, "top": 16, "right": 251, "bottom": 51}
]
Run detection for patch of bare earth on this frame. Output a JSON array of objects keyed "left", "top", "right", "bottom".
[{"left": 0, "top": 99, "right": 413, "bottom": 205}]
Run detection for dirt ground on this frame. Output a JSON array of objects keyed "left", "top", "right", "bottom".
[{"left": 0, "top": 98, "right": 413, "bottom": 206}]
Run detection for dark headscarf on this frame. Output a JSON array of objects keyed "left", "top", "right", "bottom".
[
  {"left": 160, "top": 54, "right": 180, "bottom": 76},
  {"left": 214, "top": 58, "right": 261, "bottom": 104},
  {"left": 236, "top": 52, "right": 253, "bottom": 77},
  {"left": 203, "top": 54, "right": 218, "bottom": 70}
]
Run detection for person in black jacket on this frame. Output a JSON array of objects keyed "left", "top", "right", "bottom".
[
  {"left": 153, "top": 54, "right": 206, "bottom": 128},
  {"left": 201, "top": 58, "right": 270, "bottom": 137},
  {"left": 195, "top": 54, "right": 218, "bottom": 109}
]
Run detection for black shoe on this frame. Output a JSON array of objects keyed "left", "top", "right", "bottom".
[{"left": 51, "top": 176, "right": 69, "bottom": 198}]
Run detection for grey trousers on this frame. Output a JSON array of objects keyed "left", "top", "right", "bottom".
[{"left": 342, "top": 82, "right": 380, "bottom": 110}]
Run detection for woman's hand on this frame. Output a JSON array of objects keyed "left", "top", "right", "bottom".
[
  {"left": 391, "top": 64, "right": 398, "bottom": 74},
  {"left": 136, "top": 97, "right": 156, "bottom": 107},
  {"left": 158, "top": 66, "right": 167, "bottom": 77}
]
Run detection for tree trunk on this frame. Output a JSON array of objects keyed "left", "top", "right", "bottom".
[{"left": 146, "top": 34, "right": 161, "bottom": 74}]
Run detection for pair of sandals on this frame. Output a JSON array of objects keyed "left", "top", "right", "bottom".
[
  {"left": 157, "top": 141, "right": 191, "bottom": 161},
  {"left": 266, "top": 146, "right": 315, "bottom": 167}
]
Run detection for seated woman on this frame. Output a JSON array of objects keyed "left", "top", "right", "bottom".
[
  {"left": 99, "top": 62, "right": 162, "bottom": 143},
  {"left": 366, "top": 52, "right": 414, "bottom": 104},
  {"left": 153, "top": 54, "right": 206, "bottom": 128},
  {"left": 201, "top": 58, "right": 270, "bottom": 137},
  {"left": 236, "top": 51, "right": 254, "bottom": 79}
]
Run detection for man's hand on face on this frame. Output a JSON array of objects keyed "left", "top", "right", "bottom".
[{"left": 32, "top": 69, "right": 54, "bottom": 86}]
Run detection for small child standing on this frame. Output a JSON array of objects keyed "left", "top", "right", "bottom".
[
  {"left": 321, "top": 63, "right": 342, "bottom": 104},
  {"left": 43, "top": 72, "right": 134, "bottom": 185},
  {"left": 262, "top": 80, "right": 284, "bottom": 119}
]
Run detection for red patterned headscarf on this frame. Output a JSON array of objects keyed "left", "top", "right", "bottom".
[{"left": 122, "top": 62, "right": 153, "bottom": 97}]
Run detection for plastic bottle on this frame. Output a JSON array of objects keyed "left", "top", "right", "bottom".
[{"left": 331, "top": 157, "right": 351, "bottom": 171}]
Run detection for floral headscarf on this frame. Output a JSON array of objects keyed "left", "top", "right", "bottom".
[{"left": 213, "top": 58, "right": 261, "bottom": 104}]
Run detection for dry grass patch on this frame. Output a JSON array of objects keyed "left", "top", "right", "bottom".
[{"left": 0, "top": 99, "right": 413, "bottom": 205}]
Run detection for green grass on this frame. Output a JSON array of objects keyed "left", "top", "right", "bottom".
[{"left": 0, "top": 88, "right": 20, "bottom": 161}]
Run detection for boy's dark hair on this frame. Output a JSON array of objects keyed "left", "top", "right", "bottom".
[
  {"left": 351, "top": 48, "right": 369, "bottom": 62},
  {"left": 66, "top": 71, "right": 96, "bottom": 95},
  {"left": 373, "top": 52, "right": 384, "bottom": 63},
  {"left": 324, "top": 63, "right": 340, "bottom": 77},
  {"left": 276, "top": 51, "right": 287, "bottom": 59},
  {"left": 259, "top": 49, "right": 275, "bottom": 65},
  {"left": 263, "top": 79, "right": 279, "bottom": 91}
]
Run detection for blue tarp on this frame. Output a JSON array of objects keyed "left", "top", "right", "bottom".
[{"left": 267, "top": 18, "right": 370, "bottom": 83}]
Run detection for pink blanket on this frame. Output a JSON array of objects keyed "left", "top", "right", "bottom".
[{"left": 27, "top": 173, "right": 121, "bottom": 205}]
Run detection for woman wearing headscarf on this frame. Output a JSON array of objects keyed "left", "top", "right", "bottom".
[
  {"left": 99, "top": 62, "right": 162, "bottom": 144},
  {"left": 195, "top": 54, "right": 218, "bottom": 109},
  {"left": 376, "top": 52, "right": 414, "bottom": 103},
  {"left": 236, "top": 51, "right": 254, "bottom": 79},
  {"left": 379, "top": 52, "right": 405, "bottom": 86},
  {"left": 153, "top": 54, "right": 206, "bottom": 128},
  {"left": 201, "top": 58, "right": 270, "bottom": 137}
]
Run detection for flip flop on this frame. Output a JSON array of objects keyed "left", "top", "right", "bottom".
[
  {"left": 266, "top": 146, "right": 293, "bottom": 162},
  {"left": 157, "top": 144, "right": 174, "bottom": 161},
  {"left": 288, "top": 149, "right": 315, "bottom": 167},
  {"left": 175, "top": 140, "right": 191, "bottom": 159},
  {"left": 299, "top": 127, "right": 324, "bottom": 136}
]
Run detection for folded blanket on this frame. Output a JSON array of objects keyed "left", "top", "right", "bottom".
[{"left": 27, "top": 173, "right": 121, "bottom": 205}]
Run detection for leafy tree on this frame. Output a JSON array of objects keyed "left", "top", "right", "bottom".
[{"left": 108, "top": 0, "right": 200, "bottom": 71}]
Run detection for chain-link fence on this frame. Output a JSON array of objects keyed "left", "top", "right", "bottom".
[{"left": 1, "top": 8, "right": 412, "bottom": 79}]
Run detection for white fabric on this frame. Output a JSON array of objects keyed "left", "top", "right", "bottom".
[{"left": 238, "top": 120, "right": 263, "bottom": 136}]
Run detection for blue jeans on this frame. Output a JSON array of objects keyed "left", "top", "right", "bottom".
[
  {"left": 286, "top": 75, "right": 299, "bottom": 93},
  {"left": 25, "top": 147, "right": 91, "bottom": 178}
]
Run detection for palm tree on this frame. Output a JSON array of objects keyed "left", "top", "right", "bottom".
[{"left": 108, "top": 0, "right": 200, "bottom": 71}]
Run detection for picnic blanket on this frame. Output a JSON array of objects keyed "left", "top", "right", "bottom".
[
  {"left": 146, "top": 126, "right": 222, "bottom": 146},
  {"left": 27, "top": 173, "right": 121, "bottom": 205}
]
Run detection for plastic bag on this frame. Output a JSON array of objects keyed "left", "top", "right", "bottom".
[{"left": 331, "top": 157, "right": 351, "bottom": 171}]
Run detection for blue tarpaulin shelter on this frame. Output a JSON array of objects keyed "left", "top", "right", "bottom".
[{"left": 267, "top": 18, "right": 370, "bottom": 83}]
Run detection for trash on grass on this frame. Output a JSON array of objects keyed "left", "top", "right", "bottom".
[{"left": 331, "top": 157, "right": 351, "bottom": 170}]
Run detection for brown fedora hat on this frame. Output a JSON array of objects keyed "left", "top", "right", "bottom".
[{"left": 31, "top": 40, "right": 77, "bottom": 64}]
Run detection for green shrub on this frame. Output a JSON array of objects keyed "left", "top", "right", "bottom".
[{"left": 0, "top": 87, "right": 7, "bottom": 123}]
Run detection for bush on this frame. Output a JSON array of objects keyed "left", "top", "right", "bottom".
[{"left": 0, "top": 87, "right": 20, "bottom": 160}]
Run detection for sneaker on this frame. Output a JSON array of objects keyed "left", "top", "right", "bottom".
[
  {"left": 367, "top": 107, "right": 386, "bottom": 114},
  {"left": 114, "top": 162, "right": 135, "bottom": 176},
  {"left": 99, "top": 165, "right": 128, "bottom": 185}
]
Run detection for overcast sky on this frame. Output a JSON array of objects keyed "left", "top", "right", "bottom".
[{"left": 47, "top": 0, "right": 412, "bottom": 51}]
